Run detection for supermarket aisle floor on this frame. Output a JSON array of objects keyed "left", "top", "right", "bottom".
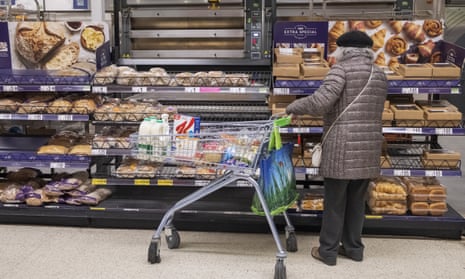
[{"left": 0, "top": 224, "right": 464, "bottom": 279}]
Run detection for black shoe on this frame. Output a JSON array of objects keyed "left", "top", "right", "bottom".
[
  {"left": 338, "top": 246, "right": 363, "bottom": 262},
  {"left": 311, "top": 247, "right": 336, "bottom": 266}
]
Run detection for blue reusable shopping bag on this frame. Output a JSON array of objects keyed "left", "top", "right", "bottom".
[{"left": 251, "top": 124, "right": 298, "bottom": 216}]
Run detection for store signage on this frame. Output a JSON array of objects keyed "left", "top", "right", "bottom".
[
  {"left": 0, "top": 22, "right": 12, "bottom": 69},
  {"left": 73, "top": 0, "right": 88, "bottom": 10},
  {"left": 96, "top": 40, "right": 112, "bottom": 70}
]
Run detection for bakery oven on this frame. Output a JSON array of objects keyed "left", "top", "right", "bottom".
[{"left": 116, "top": 0, "right": 274, "bottom": 67}]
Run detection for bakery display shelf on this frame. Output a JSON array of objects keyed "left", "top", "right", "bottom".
[
  {"left": 273, "top": 79, "right": 462, "bottom": 96},
  {"left": 92, "top": 84, "right": 270, "bottom": 95},
  {"left": 0, "top": 186, "right": 463, "bottom": 239},
  {"left": 90, "top": 177, "right": 252, "bottom": 188},
  {"left": 0, "top": 151, "right": 91, "bottom": 169},
  {"left": 0, "top": 70, "right": 91, "bottom": 92},
  {"left": 280, "top": 125, "right": 465, "bottom": 135},
  {"left": 0, "top": 113, "right": 89, "bottom": 122},
  {"left": 297, "top": 167, "right": 462, "bottom": 177}
]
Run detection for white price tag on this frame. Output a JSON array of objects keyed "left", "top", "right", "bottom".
[
  {"left": 58, "top": 115, "right": 74, "bottom": 121},
  {"left": 40, "top": 85, "right": 56, "bottom": 92},
  {"left": 393, "top": 169, "right": 411, "bottom": 176},
  {"left": 91, "top": 149, "right": 107, "bottom": 156},
  {"left": 237, "top": 181, "right": 251, "bottom": 187},
  {"left": 93, "top": 86, "right": 108, "bottom": 93},
  {"left": 3, "top": 85, "right": 18, "bottom": 92},
  {"left": 405, "top": 128, "right": 423, "bottom": 134},
  {"left": 27, "top": 114, "right": 43, "bottom": 120},
  {"left": 229, "top": 87, "right": 246, "bottom": 93},
  {"left": 132, "top": 87, "right": 147, "bottom": 93},
  {"left": 194, "top": 180, "right": 210, "bottom": 187},
  {"left": 185, "top": 87, "right": 200, "bottom": 93},
  {"left": 274, "top": 88, "right": 290, "bottom": 95},
  {"left": 425, "top": 170, "right": 443, "bottom": 177},
  {"left": 0, "top": 114, "right": 12, "bottom": 119},
  {"left": 402, "top": 87, "right": 419, "bottom": 94},
  {"left": 50, "top": 162, "right": 66, "bottom": 168},
  {"left": 435, "top": 128, "right": 453, "bottom": 135},
  {"left": 306, "top": 168, "right": 319, "bottom": 176},
  {"left": 451, "top": 88, "right": 460, "bottom": 94}
]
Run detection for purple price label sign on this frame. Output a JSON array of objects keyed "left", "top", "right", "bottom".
[{"left": 0, "top": 22, "right": 12, "bottom": 69}]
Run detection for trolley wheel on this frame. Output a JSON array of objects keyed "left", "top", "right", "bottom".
[
  {"left": 286, "top": 231, "right": 298, "bottom": 252},
  {"left": 274, "top": 258, "right": 287, "bottom": 279},
  {"left": 165, "top": 228, "right": 181, "bottom": 249},
  {"left": 148, "top": 239, "right": 161, "bottom": 264}
]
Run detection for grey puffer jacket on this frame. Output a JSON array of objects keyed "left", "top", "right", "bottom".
[{"left": 286, "top": 48, "right": 387, "bottom": 179}]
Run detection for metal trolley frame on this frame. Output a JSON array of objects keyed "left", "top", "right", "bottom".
[{"left": 145, "top": 118, "right": 297, "bottom": 279}]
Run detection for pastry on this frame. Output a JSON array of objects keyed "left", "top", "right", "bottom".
[
  {"left": 0, "top": 97, "right": 21, "bottom": 112},
  {"left": 15, "top": 22, "right": 66, "bottom": 65},
  {"left": 385, "top": 35, "right": 408, "bottom": 56},
  {"left": 207, "top": 71, "right": 226, "bottom": 86},
  {"left": 374, "top": 52, "right": 386, "bottom": 66},
  {"left": 430, "top": 51, "right": 442, "bottom": 63},
  {"left": 388, "top": 57, "right": 400, "bottom": 71},
  {"left": 93, "top": 64, "right": 118, "bottom": 85},
  {"left": 349, "top": 21, "right": 366, "bottom": 32},
  {"left": 43, "top": 42, "right": 80, "bottom": 70},
  {"left": 389, "top": 20, "right": 403, "bottom": 34},
  {"left": 192, "top": 71, "right": 208, "bottom": 86},
  {"left": 418, "top": 39, "right": 435, "bottom": 58},
  {"left": 365, "top": 20, "right": 383, "bottom": 29},
  {"left": 81, "top": 25, "right": 105, "bottom": 51},
  {"left": 149, "top": 67, "right": 171, "bottom": 86},
  {"left": 371, "top": 29, "right": 386, "bottom": 52},
  {"left": 175, "top": 72, "right": 193, "bottom": 86},
  {"left": 72, "top": 98, "right": 97, "bottom": 114},
  {"left": 328, "top": 21, "right": 345, "bottom": 53},
  {"left": 405, "top": 53, "right": 419, "bottom": 64},
  {"left": 423, "top": 19, "right": 443, "bottom": 37},
  {"left": 403, "top": 22, "right": 426, "bottom": 43}
]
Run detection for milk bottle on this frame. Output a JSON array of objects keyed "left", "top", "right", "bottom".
[{"left": 138, "top": 118, "right": 151, "bottom": 160}]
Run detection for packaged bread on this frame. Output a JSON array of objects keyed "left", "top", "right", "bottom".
[
  {"left": 37, "top": 144, "right": 69, "bottom": 155},
  {"left": 6, "top": 168, "right": 41, "bottom": 182},
  {"left": 46, "top": 98, "right": 73, "bottom": 114},
  {"left": 0, "top": 97, "right": 22, "bottom": 112},
  {"left": 149, "top": 67, "right": 171, "bottom": 86},
  {"left": 66, "top": 180, "right": 96, "bottom": 197},
  {"left": 79, "top": 188, "right": 112, "bottom": 206},
  {"left": 207, "top": 71, "right": 226, "bottom": 86},
  {"left": 117, "top": 67, "right": 138, "bottom": 86},
  {"left": 0, "top": 183, "right": 24, "bottom": 203},
  {"left": 68, "top": 144, "right": 92, "bottom": 155},
  {"left": 17, "top": 94, "right": 56, "bottom": 114},
  {"left": 369, "top": 177, "right": 407, "bottom": 201},
  {"left": 175, "top": 72, "right": 193, "bottom": 86},
  {"left": 93, "top": 64, "right": 118, "bottom": 85}
]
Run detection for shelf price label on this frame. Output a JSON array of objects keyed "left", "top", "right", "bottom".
[
  {"left": 40, "top": 85, "right": 56, "bottom": 92},
  {"left": 27, "top": 114, "right": 43, "bottom": 121},
  {"left": 50, "top": 162, "right": 66, "bottom": 169},
  {"left": 402, "top": 87, "right": 419, "bottom": 94},
  {"left": 194, "top": 180, "right": 210, "bottom": 187},
  {"left": 273, "top": 88, "right": 290, "bottom": 95},
  {"left": 434, "top": 128, "right": 453, "bottom": 135},
  {"left": 185, "top": 87, "right": 200, "bottom": 93},
  {"left": 365, "top": 215, "right": 383, "bottom": 220},
  {"left": 157, "top": 179, "right": 173, "bottom": 186},
  {"left": 134, "top": 179, "right": 151, "bottom": 186},
  {"left": 425, "top": 170, "right": 443, "bottom": 177},
  {"left": 451, "top": 87, "right": 460, "bottom": 94},
  {"left": 132, "top": 87, "right": 148, "bottom": 93},
  {"left": 57, "top": 115, "right": 74, "bottom": 121},
  {"left": 229, "top": 87, "right": 246, "bottom": 93},
  {"left": 91, "top": 149, "right": 107, "bottom": 156},
  {"left": 0, "top": 114, "right": 12, "bottom": 120},
  {"left": 92, "top": 178, "right": 108, "bottom": 185},
  {"left": 393, "top": 169, "right": 411, "bottom": 176},
  {"left": 306, "top": 168, "right": 319, "bottom": 176},
  {"left": 93, "top": 86, "right": 108, "bottom": 93},
  {"left": 405, "top": 128, "right": 423, "bottom": 134},
  {"left": 2, "top": 85, "right": 18, "bottom": 92}
]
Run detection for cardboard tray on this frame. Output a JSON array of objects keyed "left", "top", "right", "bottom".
[{"left": 397, "top": 63, "right": 433, "bottom": 78}]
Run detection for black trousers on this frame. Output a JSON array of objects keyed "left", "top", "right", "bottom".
[{"left": 318, "top": 178, "right": 370, "bottom": 261}]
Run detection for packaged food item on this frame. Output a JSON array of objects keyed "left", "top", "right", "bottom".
[{"left": 174, "top": 114, "right": 201, "bottom": 135}]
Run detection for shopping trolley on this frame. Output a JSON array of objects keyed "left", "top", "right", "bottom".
[{"left": 145, "top": 117, "right": 297, "bottom": 279}]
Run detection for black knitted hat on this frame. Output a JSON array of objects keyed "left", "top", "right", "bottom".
[{"left": 336, "top": 30, "right": 373, "bottom": 48}]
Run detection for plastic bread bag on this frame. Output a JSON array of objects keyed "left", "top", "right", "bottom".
[{"left": 78, "top": 188, "right": 112, "bottom": 206}]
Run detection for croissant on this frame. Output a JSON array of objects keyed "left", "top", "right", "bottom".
[
  {"left": 349, "top": 20, "right": 366, "bottom": 32},
  {"left": 403, "top": 22, "right": 426, "bottom": 42},
  {"left": 385, "top": 35, "right": 408, "bottom": 56},
  {"left": 388, "top": 57, "right": 400, "bottom": 71},
  {"left": 389, "top": 20, "right": 402, "bottom": 34},
  {"left": 423, "top": 19, "right": 443, "bottom": 37},
  {"left": 371, "top": 29, "right": 387, "bottom": 51},
  {"left": 328, "top": 21, "right": 345, "bottom": 53},
  {"left": 418, "top": 39, "right": 435, "bottom": 58},
  {"left": 365, "top": 20, "right": 383, "bottom": 29},
  {"left": 374, "top": 52, "right": 386, "bottom": 66}
]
